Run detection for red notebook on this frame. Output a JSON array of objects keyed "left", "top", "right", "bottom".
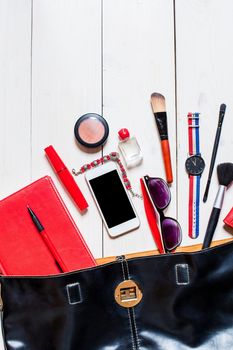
[{"left": 0, "top": 176, "right": 96, "bottom": 276}]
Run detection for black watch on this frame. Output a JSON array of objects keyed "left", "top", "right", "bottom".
[{"left": 185, "top": 155, "right": 205, "bottom": 176}]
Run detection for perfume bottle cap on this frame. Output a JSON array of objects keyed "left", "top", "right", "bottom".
[{"left": 118, "top": 128, "right": 130, "bottom": 140}]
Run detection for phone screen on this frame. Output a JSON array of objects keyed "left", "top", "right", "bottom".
[{"left": 89, "top": 170, "right": 136, "bottom": 228}]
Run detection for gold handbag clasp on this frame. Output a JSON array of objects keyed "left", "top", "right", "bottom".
[{"left": 114, "top": 280, "right": 143, "bottom": 308}]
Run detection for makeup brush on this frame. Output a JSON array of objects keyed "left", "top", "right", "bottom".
[
  {"left": 202, "top": 162, "right": 233, "bottom": 249},
  {"left": 203, "top": 104, "right": 226, "bottom": 203},
  {"left": 151, "top": 93, "right": 173, "bottom": 184}
]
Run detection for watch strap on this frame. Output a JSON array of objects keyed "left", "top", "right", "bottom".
[
  {"left": 188, "top": 175, "right": 200, "bottom": 238},
  {"left": 187, "top": 112, "right": 201, "bottom": 239},
  {"left": 188, "top": 112, "right": 200, "bottom": 155}
]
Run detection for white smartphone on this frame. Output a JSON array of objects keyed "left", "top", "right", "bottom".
[{"left": 85, "top": 162, "right": 140, "bottom": 237}]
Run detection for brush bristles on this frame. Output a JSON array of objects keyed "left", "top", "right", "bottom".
[
  {"left": 217, "top": 162, "right": 233, "bottom": 187},
  {"left": 151, "top": 92, "right": 166, "bottom": 113}
]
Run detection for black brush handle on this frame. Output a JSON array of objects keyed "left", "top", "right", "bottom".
[
  {"left": 203, "top": 127, "right": 222, "bottom": 202},
  {"left": 203, "top": 178, "right": 211, "bottom": 203},
  {"left": 203, "top": 104, "right": 226, "bottom": 203},
  {"left": 154, "top": 112, "right": 168, "bottom": 140},
  {"left": 202, "top": 207, "right": 221, "bottom": 249}
]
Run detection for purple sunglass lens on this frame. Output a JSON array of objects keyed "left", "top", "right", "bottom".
[
  {"left": 161, "top": 218, "right": 182, "bottom": 251},
  {"left": 147, "top": 178, "right": 171, "bottom": 210}
]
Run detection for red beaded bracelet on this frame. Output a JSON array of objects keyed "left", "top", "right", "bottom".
[{"left": 72, "top": 152, "right": 142, "bottom": 198}]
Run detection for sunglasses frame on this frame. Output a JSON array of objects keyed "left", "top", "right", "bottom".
[{"left": 143, "top": 175, "right": 182, "bottom": 252}]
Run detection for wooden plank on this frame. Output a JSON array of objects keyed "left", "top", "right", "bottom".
[
  {"left": 176, "top": 0, "right": 233, "bottom": 248},
  {"left": 0, "top": 0, "right": 31, "bottom": 197},
  {"left": 31, "top": 0, "right": 102, "bottom": 258},
  {"left": 96, "top": 237, "right": 233, "bottom": 265},
  {"left": 102, "top": 0, "right": 176, "bottom": 256},
  {"left": 0, "top": 1, "right": 31, "bottom": 348}
]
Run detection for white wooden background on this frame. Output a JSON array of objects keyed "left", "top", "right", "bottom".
[{"left": 0, "top": 0, "right": 233, "bottom": 346}]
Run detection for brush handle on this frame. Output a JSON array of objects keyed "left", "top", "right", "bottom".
[
  {"left": 203, "top": 179, "right": 211, "bottom": 203},
  {"left": 203, "top": 104, "right": 226, "bottom": 203},
  {"left": 161, "top": 140, "right": 173, "bottom": 184},
  {"left": 202, "top": 185, "right": 226, "bottom": 249},
  {"left": 154, "top": 112, "right": 168, "bottom": 140},
  {"left": 202, "top": 207, "right": 221, "bottom": 249},
  {"left": 203, "top": 126, "right": 223, "bottom": 202}
]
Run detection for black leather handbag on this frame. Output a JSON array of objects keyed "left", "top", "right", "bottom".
[{"left": 1, "top": 239, "right": 233, "bottom": 350}]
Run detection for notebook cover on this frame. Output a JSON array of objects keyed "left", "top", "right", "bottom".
[{"left": 0, "top": 176, "right": 96, "bottom": 276}]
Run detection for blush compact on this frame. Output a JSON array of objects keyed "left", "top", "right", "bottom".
[{"left": 74, "top": 113, "right": 109, "bottom": 149}]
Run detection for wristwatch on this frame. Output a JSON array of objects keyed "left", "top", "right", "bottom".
[{"left": 185, "top": 112, "right": 205, "bottom": 239}]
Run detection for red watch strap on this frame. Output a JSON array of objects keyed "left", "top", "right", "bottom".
[
  {"left": 187, "top": 113, "right": 201, "bottom": 239},
  {"left": 188, "top": 113, "right": 194, "bottom": 155},
  {"left": 188, "top": 175, "right": 194, "bottom": 236}
]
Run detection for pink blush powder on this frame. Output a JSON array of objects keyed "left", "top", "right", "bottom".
[{"left": 78, "top": 118, "right": 105, "bottom": 144}]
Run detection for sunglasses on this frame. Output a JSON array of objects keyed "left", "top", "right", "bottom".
[{"left": 143, "top": 175, "right": 182, "bottom": 252}]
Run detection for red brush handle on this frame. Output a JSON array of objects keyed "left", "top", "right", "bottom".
[{"left": 161, "top": 140, "right": 173, "bottom": 184}]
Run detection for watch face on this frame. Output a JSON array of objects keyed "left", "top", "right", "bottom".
[{"left": 185, "top": 155, "right": 205, "bottom": 176}]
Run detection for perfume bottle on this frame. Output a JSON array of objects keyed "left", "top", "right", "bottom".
[{"left": 118, "top": 128, "right": 143, "bottom": 168}]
